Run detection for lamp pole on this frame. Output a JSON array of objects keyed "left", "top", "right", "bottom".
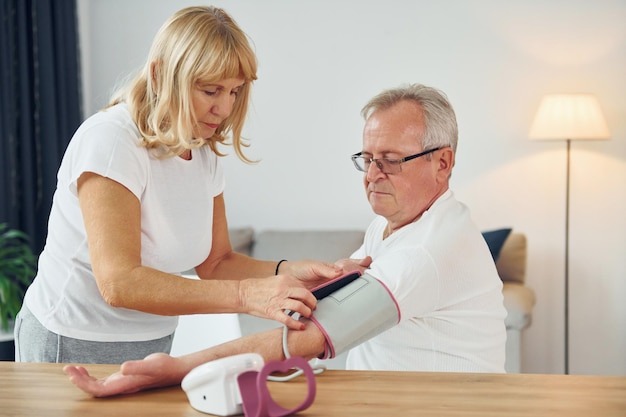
[
  {"left": 528, "top": 93, "right": 610, "bottom": 375},
  {"left": 564, "top": 139, "right": 571, "bottom": 375}
]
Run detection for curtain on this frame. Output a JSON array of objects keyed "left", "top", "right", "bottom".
[{"left": 0, "top": 0, "right": 82, "bottom": 254}]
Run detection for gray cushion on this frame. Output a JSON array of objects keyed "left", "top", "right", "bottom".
[
  {"left": 228, "top": 227, "right": 255, "bottom": 256},
  {"left": 251, "top": 230, "right": 365, "bottom": 263}
]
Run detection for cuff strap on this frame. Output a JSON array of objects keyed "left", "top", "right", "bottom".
[{"left": 309, "top": 273, "right": 400, "bottom": 359}]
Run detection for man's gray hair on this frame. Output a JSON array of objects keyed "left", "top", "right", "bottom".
[{"left": 361, "top": 84, "right": 458, "bottom": 152}]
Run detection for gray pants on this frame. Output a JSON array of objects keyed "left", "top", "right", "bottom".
[{"left": 14, "top": 306, "right": 174, "bottom": 364}]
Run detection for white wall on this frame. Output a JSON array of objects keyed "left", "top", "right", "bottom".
[{"left": 77, "top": 0, "right": 626, "bottom": 375}]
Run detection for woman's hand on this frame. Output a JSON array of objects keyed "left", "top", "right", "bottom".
[
  {"left": 238, "top": 259, "right": 372, "bottom": 329},
  {"left": 63, "top": 353, "right": 185, "bottom": 397},
  {"left": 238, "top": 275, "right": 320, "bottom": 330},
  {"left": 237, "top": 260, "right": 344, "bottom": 329},
  {"left": 237, "top": 259, "right": 374, "bottom": 330},
  {"left": 334, "top": 256, "right": 372, "bottom": 276},
  {"left": 279, "top": 260, "right": 344, "bottom": 288}
]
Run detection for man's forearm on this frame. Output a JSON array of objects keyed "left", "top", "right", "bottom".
[{"left": 176, "top": 319, "right": 326, "bottom": 378}]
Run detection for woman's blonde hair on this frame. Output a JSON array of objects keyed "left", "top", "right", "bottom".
[{"left": 108, "top": 6, "right": 258, "bottom": 161}]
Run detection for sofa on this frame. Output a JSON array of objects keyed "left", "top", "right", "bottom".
[
  {"left": 227, "top": 227, "right": 535, "bottom": 373},
  {"left": 494, "top": 232, "right": 536, "bottom": 373}
]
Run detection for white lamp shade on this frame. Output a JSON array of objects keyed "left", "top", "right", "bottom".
[{"left": 529, "top": 94, "right": 611, "bottom": 140}]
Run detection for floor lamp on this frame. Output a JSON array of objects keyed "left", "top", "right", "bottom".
[{"left": 528, "top": 93, "right": 611, "bottom": 375}]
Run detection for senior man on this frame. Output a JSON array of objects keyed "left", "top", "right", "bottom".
[{"left": 64, "top": 84, "right": 506, "bottom": 396}]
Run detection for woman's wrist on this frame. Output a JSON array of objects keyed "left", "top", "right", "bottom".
[{"left": 275, "top": 259, "right": 287, "bottom": 275}]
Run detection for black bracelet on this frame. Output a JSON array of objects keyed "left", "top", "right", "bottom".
[{"left": 275, "top": 259, "right": 287, "bottom": 275}]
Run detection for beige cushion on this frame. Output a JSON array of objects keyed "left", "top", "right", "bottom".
[
  {"left": 502, "top": 282, "right": 535, "bottom": 330},
  {"left": 496, "top": 233, "right": 527, "bottom": 284}
]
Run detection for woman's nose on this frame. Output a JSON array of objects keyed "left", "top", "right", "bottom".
[{"left": 212, "top": 94, "right": 236, "bottom": 117}]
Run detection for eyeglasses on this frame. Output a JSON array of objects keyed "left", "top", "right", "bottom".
[{"left": 351, "top": 147, "right": 441, "bottom": 174}]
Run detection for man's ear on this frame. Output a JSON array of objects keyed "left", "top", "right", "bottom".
[{"left": 436, "top": 147, "right": 455, "bottom": 181}]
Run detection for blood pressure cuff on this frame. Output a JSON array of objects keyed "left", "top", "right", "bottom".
[{"left": 309, "top": 273, "right": 400, "bottom": 359}]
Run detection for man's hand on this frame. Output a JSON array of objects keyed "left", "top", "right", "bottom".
[{"left": 63, "top": 353, "right": 186, "bottom": 397}]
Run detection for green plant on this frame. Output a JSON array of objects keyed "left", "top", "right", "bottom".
[{"left": 0, "top": 224, "right": 37, "bottom": 332}]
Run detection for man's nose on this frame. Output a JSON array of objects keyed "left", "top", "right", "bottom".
[{"left": 366, "top": 160, "right": 386, "bottom": 181}]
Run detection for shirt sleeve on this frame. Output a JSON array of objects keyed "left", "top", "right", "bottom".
[
  {"left": 366, "top": 245, "right": 440, "bottom": 320},
  {"left": 66, "top": 119, "right": 149, "bottom": 199}
]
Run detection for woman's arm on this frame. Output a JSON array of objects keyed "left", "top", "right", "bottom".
[
  {"left": 193, "top": 193, "right": 277, "bottom": 280},
  {"left": 195, "top": 193, "right": 343, "bottom": 289},
  {"left": 77, "top": 173, "right": 315, "bottom": 326}
]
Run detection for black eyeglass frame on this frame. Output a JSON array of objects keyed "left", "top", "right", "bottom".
[{"left": 351, "top": 147, "right": 441, "bottom": 174}]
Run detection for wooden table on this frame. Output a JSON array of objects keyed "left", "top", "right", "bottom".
[{"left": 0, "top": 362, "right": 624, "bottom": 416}]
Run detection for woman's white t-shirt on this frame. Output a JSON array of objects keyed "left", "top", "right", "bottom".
[{"left": 24, "top": 104, "right": 225, "bottom": 342}]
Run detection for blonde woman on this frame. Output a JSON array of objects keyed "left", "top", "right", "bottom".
[{"left": 15, "top": 6, "right": 341, "bottom": 364}]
